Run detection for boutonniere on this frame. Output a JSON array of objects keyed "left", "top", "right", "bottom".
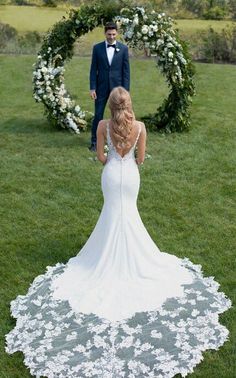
[{"left": 115, "top": 47, "right": 120, "bottom": 52}]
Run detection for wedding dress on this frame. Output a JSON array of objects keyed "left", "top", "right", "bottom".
[{"left": 6, "top": 123, "right": 231, "bottom": 378}]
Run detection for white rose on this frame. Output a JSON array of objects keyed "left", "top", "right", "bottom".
[
  {"left": 156, "top": 39, "right": 164, "bottom": 46},
  {"left": 168, "top": 51, "right": 173, "bottom": 58},
  {"left": 125, "top": 30, "right": 133, "bottom": 39},
  {"left": 141, "top": 25, "right": 149, "bottom": 34},
  {"left": 152, "top": 24, "right": 158, "bottom": 32}
]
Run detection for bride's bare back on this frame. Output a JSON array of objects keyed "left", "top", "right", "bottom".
[{"left": 97, "top": 119, "right": 146, "bottom": 164}]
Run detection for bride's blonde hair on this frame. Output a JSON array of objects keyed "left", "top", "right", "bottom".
[{"left": 108, "top": 86, "right": 135, "bottom": 149}]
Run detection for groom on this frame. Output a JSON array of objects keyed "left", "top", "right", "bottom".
[{"left": 89, "top": 22, "right": 130, "bottom": 151}]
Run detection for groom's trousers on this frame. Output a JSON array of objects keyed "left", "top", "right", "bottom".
[{"left": 91, "top": 91, "right": 109, "bottom": 146}]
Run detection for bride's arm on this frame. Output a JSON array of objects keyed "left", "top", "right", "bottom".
[
  {"left": 96, "top": 121, "right": 107, "bottom": 165},
  {"left": 136, "top": 122, "right": 146, "bottom": 165}
]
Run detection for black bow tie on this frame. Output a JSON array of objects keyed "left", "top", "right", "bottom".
[{"left": 107, "top": 44, "right": 116, "bottom": 48}]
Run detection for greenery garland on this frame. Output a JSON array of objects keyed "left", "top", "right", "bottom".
[{"left": 33, "top": 0, "right": 195, "bottom": 134}]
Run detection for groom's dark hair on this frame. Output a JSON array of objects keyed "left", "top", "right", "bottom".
[{"left": 104, "top": 22, "right": 117, "bottom": 32}]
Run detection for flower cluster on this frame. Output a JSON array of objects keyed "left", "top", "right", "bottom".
[
  {"left": 116, "top": 6, "right": 195, "bottom": 132},
  {"left": 117, "top": 7, "right": 187, "bottom": 85},
  {"left": 33, "top": 48, "right": 87, "bottom": 134}
]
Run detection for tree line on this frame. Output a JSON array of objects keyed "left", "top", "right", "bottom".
[{"left": 6, "top": 0, "right": 236, "bottom": 20}]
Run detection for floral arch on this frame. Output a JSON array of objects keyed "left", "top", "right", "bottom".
[{"left": 33, "top": 1, "right": 195, "bottom": 134}]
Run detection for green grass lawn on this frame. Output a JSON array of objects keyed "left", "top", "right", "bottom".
[
  {"left": 0, "top": 55, "right": 235, "bottom": 377},
  {"left": 0, "top": 5, "right": 234, "bottom": 33}
]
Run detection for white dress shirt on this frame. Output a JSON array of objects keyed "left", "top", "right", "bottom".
[{"left": 106, "top": 40, "right": 116, "bottom": 65}]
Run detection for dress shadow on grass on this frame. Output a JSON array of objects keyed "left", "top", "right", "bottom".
[{"left": 0, "top": 117, "right": 91, "bottom": 148}]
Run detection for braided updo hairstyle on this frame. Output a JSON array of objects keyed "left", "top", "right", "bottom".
[{"left": 108, "top": 86, "right": 135, "bottom": 149}]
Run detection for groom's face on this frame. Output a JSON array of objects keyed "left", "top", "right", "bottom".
[{"left": 105, "top": 29, "right": 118, "bottom": 44}]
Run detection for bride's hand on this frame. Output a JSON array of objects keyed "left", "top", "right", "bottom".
[{"left": 135, "top": 158, "right": 143, "bottom": 166}]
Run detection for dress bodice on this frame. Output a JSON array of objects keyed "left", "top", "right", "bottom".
[{"left": 106, "top": 122, "right": 141, "bottom": 162}]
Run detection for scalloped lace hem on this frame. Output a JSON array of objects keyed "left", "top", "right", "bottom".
[{"left": 5, "top": 257, "right": 232, "bottom": 377}]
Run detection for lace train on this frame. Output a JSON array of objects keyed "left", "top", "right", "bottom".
[{"left": 5, "top": 258, "right": 231, "bottom": 378}]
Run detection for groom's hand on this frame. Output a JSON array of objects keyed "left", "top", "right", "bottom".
[{"left": 90, "top": 90, "right": 97, "bottom": 100}]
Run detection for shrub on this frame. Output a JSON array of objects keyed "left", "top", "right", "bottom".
[
  {"left": 43, "top": 0, "right": 57, "bottom": 7},
  {"left": 203, "top": 6, "right": 227, "bottom": 20},
  {"left": 17, "top": 31, "right": 42, "bottom": 50},
  {"left": 200, "top": 25, "right": 236, "bottom": 63},
  {"left": 13, "top": 0, "right": 28, "bottom": 5},
  {"left": 0, "top": 22, "right": 17, "bottom": 49}
]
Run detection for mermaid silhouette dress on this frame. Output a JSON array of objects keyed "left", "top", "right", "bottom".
[{"left": 5, "top": 123, "right": 231, "bottom": 377}]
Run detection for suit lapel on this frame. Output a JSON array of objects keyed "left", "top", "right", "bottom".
[
  {"left": 110, "top": 42, "right": 121, "bottom": 68},
  {"left": 101, "top": 41, "right": 110, "bottom": 68}
]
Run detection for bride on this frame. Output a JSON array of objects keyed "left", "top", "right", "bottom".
[{"left": 6, "top": 87, "right": 231, "bottom": 377}]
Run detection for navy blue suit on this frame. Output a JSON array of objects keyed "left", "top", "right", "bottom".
[{"left": 89, "top": 41, "right": 130, "bottom": 145}]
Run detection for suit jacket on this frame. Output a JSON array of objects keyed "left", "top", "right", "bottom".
[{"left": 89, "top": 41, "right": 130, "bottom": 95}]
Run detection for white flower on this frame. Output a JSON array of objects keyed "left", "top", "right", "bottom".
[
  {"left": 75, "top": 105, "right": 81, "bottom": 113},
  {"left": 66, "top": 332, "right": 77, "bottom": 341},
  {"left": 192, "top": 309, "right": 200, "bottom": 317},
  {"left": 141, "top": 25, "right": 149, "bottom": 35},
  {"left": 168, "top": 51, "right": 174, "bottom": 58},
  {"left": 124, "top": 31, "right": 133, "bottom": 39},
  {"left": 151, "top": 330, "right": 162, "bottom": 339},
  {"left": 133, "top": 16, "right": 139, "bottom": 26},
  {"left": 152, "top": 24, "right": 158, "bottom": 32},
  {"left": 156, "top": 39, "right": 164, "bottom": 46}
]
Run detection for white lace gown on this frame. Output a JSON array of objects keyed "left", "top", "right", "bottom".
[{"left": 6, "top": 124, "right": 231, "bottom": 377}]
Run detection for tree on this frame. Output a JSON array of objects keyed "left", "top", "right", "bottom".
[{"left": 229, "top": 0, "right": 236, "bottom": 19}]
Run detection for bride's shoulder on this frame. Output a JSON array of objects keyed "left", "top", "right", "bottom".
[
  {"left": 98, "top": 119, "right": 109, "bottom": 129},
  {"left": 134, "top": 120, "right": 146, "bottom": 133}
]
